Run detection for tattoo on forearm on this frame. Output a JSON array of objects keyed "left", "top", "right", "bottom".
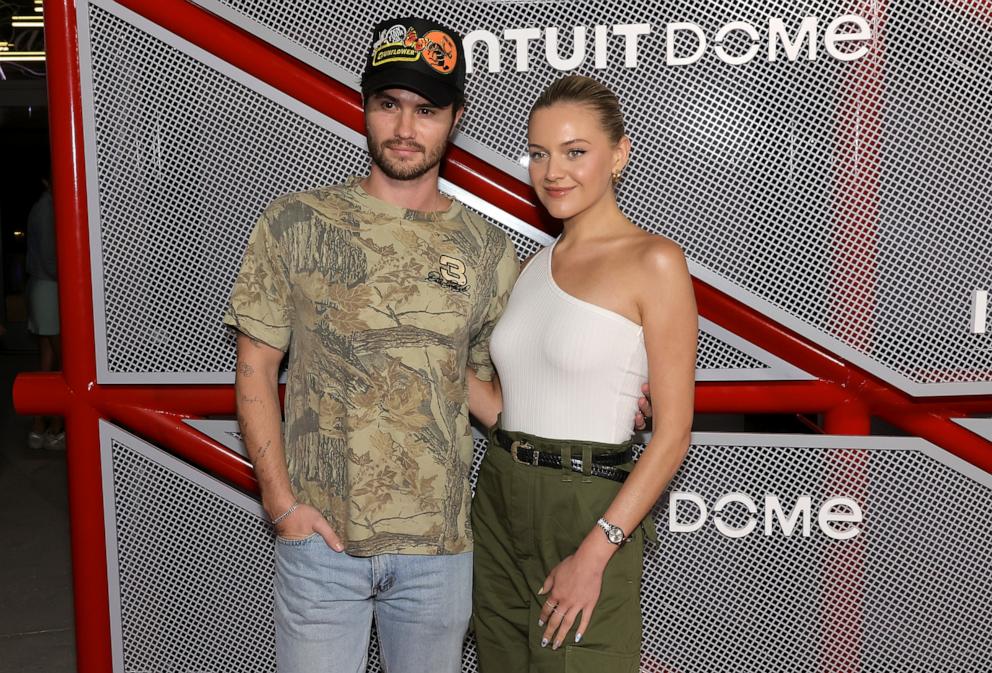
[
  {"left": 256, "top": 439, "right": 271, "bottom": 461},
  {"left": 237, "top": 361, "right": 255, "bottom": 377},
  {"left": 239, "top": 394, "right": 262, "bottom": 405}
]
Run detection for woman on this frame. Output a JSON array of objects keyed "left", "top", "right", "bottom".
[{"left": 469, "top": 75, "right": 697, "bottom": 671}]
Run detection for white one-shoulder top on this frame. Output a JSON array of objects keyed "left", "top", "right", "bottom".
[{"left": 489, "top": 238, "right": 649, "bottom": 444}]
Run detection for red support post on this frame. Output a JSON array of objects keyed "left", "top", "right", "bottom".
[
  {"left": 823, "top": 399, "right": 872, "bottom": 435},
  {"left": 40, "top": 0, "right": 113, "bottom": 670}
]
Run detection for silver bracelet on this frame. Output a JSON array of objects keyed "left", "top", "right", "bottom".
[{"left": 271, "top": 501, "right": 299, "bottom": 526}]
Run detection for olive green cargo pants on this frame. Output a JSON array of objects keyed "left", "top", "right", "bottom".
[{"left": 472, "top": 425, "right": 652, "bottom": 673}]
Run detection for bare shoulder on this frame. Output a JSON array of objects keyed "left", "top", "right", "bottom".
[
  {"left": 633, "top": 233, "right": 688, "bottom": 279},
  {"left": 629, "top": 233, "right": 696, "bottom": 327}
]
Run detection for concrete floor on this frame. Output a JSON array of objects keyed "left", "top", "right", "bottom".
[{"left": 0, "top": 351, "right": 76, "bottom": 672}]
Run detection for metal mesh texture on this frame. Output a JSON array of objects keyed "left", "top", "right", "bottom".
[
  {"left": 696, "top": 329, "right": 767, "bottom": 370},
  {"left": 196, "top": 0, "right": 992, "bottom": 388},
  {"left": 109, "top": 437, "right": 276, "bottom": 672},
  {"left": 108, "top": 430, "right": 992, "bottom": 672},
  {"left": 82, "top": 2, "right": 768, "bottom": 380},
  {"left": 641, "top": 441, "right": 992, "bottom": 672},
  {"left": 86, "top": 5, "right": 367, "bottom": 377}
]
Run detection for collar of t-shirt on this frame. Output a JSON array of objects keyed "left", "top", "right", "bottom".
[{"left": 347, "top": 175, "right": 463, "bottom": 222}]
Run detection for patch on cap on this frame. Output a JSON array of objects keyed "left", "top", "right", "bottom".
[
  {"left": 371, "top": 24, "right": 459, "bottom": 75},
  {"left": 361, "top": 18, "right": 466, "bottom": 107}
]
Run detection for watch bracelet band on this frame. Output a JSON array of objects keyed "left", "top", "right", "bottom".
[{"left": 596, "top": 517, "right": 630, "bottom": 544}]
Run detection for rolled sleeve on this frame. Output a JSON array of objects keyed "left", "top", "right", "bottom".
[{"left": 222, "top": 206, "right": 294, "bottom": 351}]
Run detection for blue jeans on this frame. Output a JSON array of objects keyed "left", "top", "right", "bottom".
[{"left": 274, "top": 533, "right": 472, "bottom": 673}]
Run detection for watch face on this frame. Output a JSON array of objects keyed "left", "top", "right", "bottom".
[{"left": 608, "top": 527, "right": 624, "bottom": 544}]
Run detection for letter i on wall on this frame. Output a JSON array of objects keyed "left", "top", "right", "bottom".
[{"left": 972, "top": 289, "right": 989, "bottom": 334}]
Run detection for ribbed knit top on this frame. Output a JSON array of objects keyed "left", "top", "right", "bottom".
[{"left": 490, "top": 238, "right": 649, "bottom": 444}]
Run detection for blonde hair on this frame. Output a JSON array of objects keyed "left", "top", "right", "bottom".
[{"left": 529, "top": 75, "right": 625, "bottom": 144}]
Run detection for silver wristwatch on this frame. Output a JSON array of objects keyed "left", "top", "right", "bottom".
[{"left": 596, "top": 517, "right": 628, "bottom": 545}]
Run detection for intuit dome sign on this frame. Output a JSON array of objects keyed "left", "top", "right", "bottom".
[{"left": 463, "top": 15, "right": 872, "bottom": 73}]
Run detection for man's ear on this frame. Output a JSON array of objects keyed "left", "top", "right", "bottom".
[{"left": 448, "top": 106, "right": 465, "bottom": 140}]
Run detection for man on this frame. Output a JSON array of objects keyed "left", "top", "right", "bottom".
[{"left": 223, "top": 17, "right": 517, "bottom": 673}]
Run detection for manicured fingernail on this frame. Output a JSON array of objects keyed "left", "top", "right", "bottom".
[
  {"left": 537, "top": 619, "right": 544, "bottom": 627},
  {"left": 552, "top": 640, "right": 561, "bottom": 651},
  {"left": 575, "top": 633, "right": 583, "bottom": 643},
  {"left": 541, "top": 638, "right": 549, "bottom": 648}
]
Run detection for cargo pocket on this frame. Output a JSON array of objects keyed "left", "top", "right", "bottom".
[
  {"left": 640, "top": 512, "right": 658, "bottom": 544},
  {"left": 617, "top": 526, "right": 645, "bottom": 584},
  {"left": 563, "top": 645, "right": 639, "bottom": 673}
]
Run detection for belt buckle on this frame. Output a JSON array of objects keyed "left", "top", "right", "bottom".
[{"left": 510, "top": 440, "right": 539, "bottom": 466}]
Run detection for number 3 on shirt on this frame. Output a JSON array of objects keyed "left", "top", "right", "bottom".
[{"left": 439, "top": 255, "right": 468, "bottom": 287}]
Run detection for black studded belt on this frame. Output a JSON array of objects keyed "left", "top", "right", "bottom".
[{"left": 493, "top": 429, "right": 632, "bottom": 483}]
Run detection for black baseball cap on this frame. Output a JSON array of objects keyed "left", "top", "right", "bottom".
[{"left": 360, "top": 17, "right": 466, "bottom": 108}]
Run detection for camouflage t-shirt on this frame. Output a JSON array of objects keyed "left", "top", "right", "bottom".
[{"left": 223, "top": 177, "right": 519, "bottom": 556}]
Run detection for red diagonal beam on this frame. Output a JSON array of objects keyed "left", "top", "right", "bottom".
[
  {"left": 114, "top": 0, "right": 552, "bottom": 235},
  {"left": 100, "top": 403, "right": 258, "bottom": 492},
  {"left": 698, "top": 280, "right": 992, "bottom": 471}
]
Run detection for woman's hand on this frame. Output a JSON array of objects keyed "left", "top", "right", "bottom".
[
  {"left": 467, "top": 368, "right": 503, "bottom": 428},
  {"left": 634, "top": 381, "right": 652, "bottom": 430},
  {"left": 536, "top": 550, "right": 610, "bottom": 649}
]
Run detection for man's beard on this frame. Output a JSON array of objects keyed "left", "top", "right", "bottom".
[{"left": 368, "top": 134, "right": 448, "bottom": 181}]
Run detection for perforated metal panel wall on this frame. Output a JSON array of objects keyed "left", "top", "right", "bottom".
[
  {"left": 78, "top": 0, "right": 789, "bottom": 383},
  {"left": 81, "top": 3, "right": 369, "bottom": 380},
  {"left": 696, "top": 330, "right": 766, "bottom": 370},
  {"left": 103, "top": 423, "right": 992, "bottom": 672},
  {"left": 644, "top": 437, "right": 992, "bottom": 672},
  {"left": 192, "top": 0, "right": 992, "bottom": 395},
  {"left": 103, "top": 424, "right": 275, "bottom": 672}
]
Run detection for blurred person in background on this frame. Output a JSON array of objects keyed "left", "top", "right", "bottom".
[{"left": 25, "top": 171, "right": 63, "bottom": 450}]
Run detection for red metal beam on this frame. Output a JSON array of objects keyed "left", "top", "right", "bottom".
[
  {"left": 41, "top": 0, "right": 112, "bottom": 670},
  {"left": 114, "top": 0, "right": 549, "bottom": 235},
  {"left": 15, "top": 372, "right": 237, "bottom": 415},
  {"left": 695, "top": 381, "right": 847, "bottom": 413},
  {"left": 100, "top": 404, "right": 258, "bottom": 493},
  {"left": 823, "top": 399, "right": 872, "bottom": 435}
]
